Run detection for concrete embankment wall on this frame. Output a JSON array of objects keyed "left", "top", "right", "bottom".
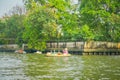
[
  {"left": 83, "top": 41, "right": 120, "bottom": 55},
  {"left": 1, "top": 41, "right": 120, "bottom": 55},
  {"left": 0, "top": 44, "right": 19, "bottom": 52},
  {"left": 47, "top": 41, "right": 120, "bottom": 55},
  {"left": 0, "top": 44, "right": 36, "bottom": 53}
]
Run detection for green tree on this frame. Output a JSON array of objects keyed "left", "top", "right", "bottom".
[
  {"left": 0, "top": 19, "right": 5, "bottom": 37},
  {"left": 0, "top": 5, "right": 26, "bottom": 45},
  {"left": 79, "top": 0, "right": 120, "bottom": 41},
  {"left": 23, "top": 0, "right": 79, "bottom": 50},
  {"left": 79, "top": 24, "right": 95, "bottom": 41},
  {"left": 0, "top": 19, "right": 6, "bottom": 44},
  {"left": 23, "top": 2, "right": 59, "bottom": 50}
]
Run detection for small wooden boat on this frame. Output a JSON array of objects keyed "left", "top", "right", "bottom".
[
  {"left": 35, "top": 51, "right": 42, "bottom": 54},
  {"left": 46, "top": 52, "right": 71, "bottom": 57},
  {"left": 15, "top": 49, "right": 26, "bottom": 54}
]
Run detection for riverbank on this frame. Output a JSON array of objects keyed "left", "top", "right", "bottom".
[{"left": 1, "top": 41, "right": 120, "bottom": 55}]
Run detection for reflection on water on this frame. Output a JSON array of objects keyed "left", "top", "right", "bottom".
[
  {"left": 81, "top": 56, "right": 120, "bottom": 80},
  {"left": 0, "top": 53, "right": 29, "bottom": 80},
  {"left": 0, "top": 53, "right": 120, "bottom": 80}
]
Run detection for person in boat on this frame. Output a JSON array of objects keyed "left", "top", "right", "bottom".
[
  {"left": 15, "top": 49, "right": 26, "bottom": 54},
  {"left": 63, "top": 48, "right": 68, "bottom": 55}
]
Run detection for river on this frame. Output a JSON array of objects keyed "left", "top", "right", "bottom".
[{"left": 0, "top": 53, "right": 120, "bottom": 80}]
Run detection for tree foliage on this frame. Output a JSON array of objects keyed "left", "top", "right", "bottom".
[
  {"left": 23, "top": 2, "right": 59, "bottom": 50},
  {"left": 0, "top": 6, "right": 25, "bottom": 45},
  {"left": 79, "top": 0, "right": 120, "bottom": 41},
  {"left": 23, "top": 0, "right": 79, "bottom": 50},
  {"left": 0, "top": 0, "right": 120, "bottom": 51}
]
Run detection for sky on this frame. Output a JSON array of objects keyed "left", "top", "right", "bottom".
[
  {"left": 0, "top": 0, "right": 78, "bottom": 18},
  {"left": 0, "top": 0, "right": 24, "bottom": 17}
]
